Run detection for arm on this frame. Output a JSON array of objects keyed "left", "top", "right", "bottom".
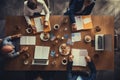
[
  {"left": 68, "top": 0, "right": 76, "bottom": 24},
  {"left": 87, "top": 61, "right": 96, "bottom": 80},
  {"left": 24, "top": 1, "right": 32, "bottom": 25},
  {"left": 40, "top": 0, "right": 50, "bottom": 22},
  {"left": 24, "top": 16, "right": 32, "bottom": 26},
  {"left": 81, "top": 2, "right": 95, "bottom": 15},
  {"left": 67, "top": 61, "right": 73, "bottom": 80},
  {"left": 7, "top": 50, "right": 20, "bottom": 58}
]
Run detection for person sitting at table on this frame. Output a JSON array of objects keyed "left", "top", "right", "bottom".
[
  {"left": 64, "top": 0, "right": 96, "bottom": 31},
  {"left": 0, "top": 34, "right": 28, "bottom": 58},
  {"left": 24, "top": 0, "right": 50, "bottom": 28},
  {"left": 67, "top": 55, "right": 96, "bottom": 80}
]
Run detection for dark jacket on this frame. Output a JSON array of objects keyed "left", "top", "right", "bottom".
[
  {"left": 67, "top": 61, "right": 96, "bottom": 80},
  {"left": 64, "top": 0, "right": 95, "bottom": 23}
]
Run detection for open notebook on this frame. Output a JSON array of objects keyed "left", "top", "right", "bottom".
[
  {"left": 32, "top": 46, "right": 50, "bottom": 65},
  {"left": 75, "top": 15, "right": 93, "bottom": 31},
  {"left": 71, "top": 49, "right": 88, "bottom": 67},
  {"left": 30, "top": 17, "right": 51, "bottom": 33},
  {"left": 20, "top": 36, "right": 36, "bottom": 45}
]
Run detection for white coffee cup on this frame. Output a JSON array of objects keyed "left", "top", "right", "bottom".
[
  {"left": 54, "top": 24, "right": 60, "bottom": 30},
  {"left": 26, "top": 28, "right": 32, "bottom": 33},
  {"left": 61, "top": 58, "right": 68, "bottom": 65}
]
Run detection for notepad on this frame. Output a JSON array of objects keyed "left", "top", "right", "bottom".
[
  {"left": 34, "top": 17, "right": 43, "bottom": 32},
  {"left": 71, "top": 49, "right": 88, "bottom": 66},
  {"left": 75, "top": 15, "right": 93, "bottom": 31},
  {"left": 20, "top": 36, "right": 36, "bottom": 45},
  {"left": 71, "top": 32, "right": 81, "bottom": 42}
]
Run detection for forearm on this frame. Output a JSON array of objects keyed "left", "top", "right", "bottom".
[
  {"left": 24, "top": 16, "right": 32, "bottom": 25},
  {"left": 43, "top": 2, "right": 50, "bottom": 21},
  {"left": 88, "top": 61, "right": 96, "bottom": 73},
  {"left": 67, "top": 61, "right": 73, "bottom": 80}
]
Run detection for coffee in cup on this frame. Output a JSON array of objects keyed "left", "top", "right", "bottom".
[
  {"left": 26, "top": 28, "right": 32, "bottom": 33},
  {"left": 62, "top": 58, "right": 68, "bottom": 65},
  {"left": 54, "top": 24, "right": 60, "bottom": 30}
]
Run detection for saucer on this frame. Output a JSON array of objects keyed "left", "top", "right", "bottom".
[
  {"left": 40, "top": 32, "right": 50, "bottom": 41},
  {"left": 59, "top": 43, "right": 70, "bottom": 56},
  {"left": 84, "top": 35, "right": 92, "bottom": 43}
]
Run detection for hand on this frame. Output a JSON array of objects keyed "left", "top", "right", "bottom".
[
  {"left": 44, "top": 21, "right": 49, "bottom": 28},
  {"left": 11, "top": 34, "right": 22, "bottom": 39},
  {"left": 85, "top": 56, "right": 91, "bottom": 62},
  {"left": 20, "top": 47, "right": 28, "bottom": 53},
  {"left": 72, "top": 23, "right": 77, "bottom": 31},
  {"left": 0, "top": 39, "right": 2, "bottom": 43},
  {"left": 69, "top": 55, "right": 74, "bottom": 62}
]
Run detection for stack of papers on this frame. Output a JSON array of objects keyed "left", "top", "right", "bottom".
[
  {"left": 71, "top": 49, "right": 88, "bottom": 66},
  {"left": 34, "top": 17, "right": 43, "bottom": 32},
  {"left": 20, "top": 36, "right": 36, "bottom": 45},
  {"left": 71, "top": 32, "right": 81, "bottom": 42}
]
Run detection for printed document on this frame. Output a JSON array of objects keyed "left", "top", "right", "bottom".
[
  {"left": 72, "top": 49, "right": 88, "bottom": 66},
  {"left": 20, "top": 36, "right": 36, "bottom": 45}
]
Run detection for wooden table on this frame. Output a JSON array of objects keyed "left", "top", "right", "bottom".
[{"left": 5, "top": 16, "right": 114, "bottom": 71}]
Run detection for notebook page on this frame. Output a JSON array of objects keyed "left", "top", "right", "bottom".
[{"left": 34, "top": 17, "right": 43, "bottom": 32}]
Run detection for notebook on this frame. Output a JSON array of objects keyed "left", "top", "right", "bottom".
[
  {"left": 34, "top": 17, "right": 43, "bottom": 32},
  {"left": 71, "top": 49, "right": 88, "bottom": 66},
  {"left": 32, "top": 46, "right": 50, "bottom": 65},
  {"left": 20, "top": 36, "right": 36, "bottom": 45},
  {"left": 75, "top": 15, "right": 93, "bottom": 31}
]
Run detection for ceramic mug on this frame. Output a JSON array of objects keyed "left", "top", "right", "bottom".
[
  {"left": 54, "top": 24, "right": 60, "bottom": 30},
  {"left": 61, "top": 58, "right": 68, "bottom": 65},
  {"left": 26, "top": 28, "right": 32, "bottom": 33}
]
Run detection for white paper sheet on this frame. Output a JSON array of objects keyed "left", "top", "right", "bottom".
[
  {"left": 75, "top": 16, "right": 83, "bottom": 30},
  {"left": 20, "top": 36, "right": 36, "bottom": 45},
  {"left": 71, "top": 32, "right": 81, "bottom": 42},
  {"left": 72, "top": 49, "right": 88, "bottom": 66},
  {"left": 34, "top": 17, "right": 43, "bottom": 32},
  {"left": 34, "top": 46, "right": 50, "bottom": 59}
]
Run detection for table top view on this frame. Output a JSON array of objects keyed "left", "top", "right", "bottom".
[{"left": 5, "top": 15, "right": 114, "bottom": 71}]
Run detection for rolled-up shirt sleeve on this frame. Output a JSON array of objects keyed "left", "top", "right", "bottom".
[
  {"left": 40, "top": 0, "right": 50, "bottom": 21},
  {"left": 7, "top": 50, "right": 20, "bottom": 58}
]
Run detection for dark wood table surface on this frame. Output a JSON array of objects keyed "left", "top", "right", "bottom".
[{"left": 4, "top": 16, "right": 114, "bottom": 71}]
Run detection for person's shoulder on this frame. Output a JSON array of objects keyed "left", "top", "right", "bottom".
[
  {"left": 24, "top": 1, "right": 28, "bottom": 5},
  {"left": 37, "top": 0, "right": 44, "bottom": 4}
]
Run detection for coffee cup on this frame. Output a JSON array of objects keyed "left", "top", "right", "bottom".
[
  {"left": 54, "top": 24, "right": 60, "bottom": 30},
  {"left": 26, "top": 28, "right": 32, "bottom": 33},
  {"left": 61, "top": 58, "right": 68, "bottom": 65}
]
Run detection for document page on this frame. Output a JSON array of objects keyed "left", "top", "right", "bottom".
[
  {"left": 71, "top": 32, "right": 81, "bottom": 42},
  {"left": 34, "top": 46, "right": 50, "bottom": 59},
  {"left": 34, "top": 17, "right": 43, "bottom": 32},
  {"left": 72, "top": 49, "right": 88, "bottom": 66},
  {"left": 75, "top": 16, "right": 83, "bottom": 30},
  {"left": 20, "top": 36, "right": 36, "bottom": 45}
]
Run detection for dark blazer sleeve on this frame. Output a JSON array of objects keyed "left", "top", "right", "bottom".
[
  {"left": 87, "top": 61, "right": 96, "bottom": 80},
  {"left": 67, "top": 61, "right": 73, "bottom": 80},
  {"left": 68, "top": 0, "right": 77, "bottom": 24},
  {"left": 81, "top": 2, "right": 95, "bottom": 15}
]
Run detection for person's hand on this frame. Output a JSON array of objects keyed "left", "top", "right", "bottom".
[
  {"left": 0, "top": 39, "right": 2, "bottom": 43},
  {"left": 69, "top": 54, "right": 74, "bottom": 62},
  {"left": 44, "top": 21, "right": 49, "bottom": 28},
  {"left": 11, "top": 34, "right": 22, "bottom": 39},
  {"left": 72, "top": 23, "right": 77, "bottom": 31},
  {"left": 85, "top": 55, "right": 91, "bottom": 62},
  {"left": 20, "top": 47, "right": 28, "bottom": 53}
]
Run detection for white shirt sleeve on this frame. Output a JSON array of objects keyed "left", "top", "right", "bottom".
[{"left": 37, "top": 0, "right": 50, "bottom": 21}]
